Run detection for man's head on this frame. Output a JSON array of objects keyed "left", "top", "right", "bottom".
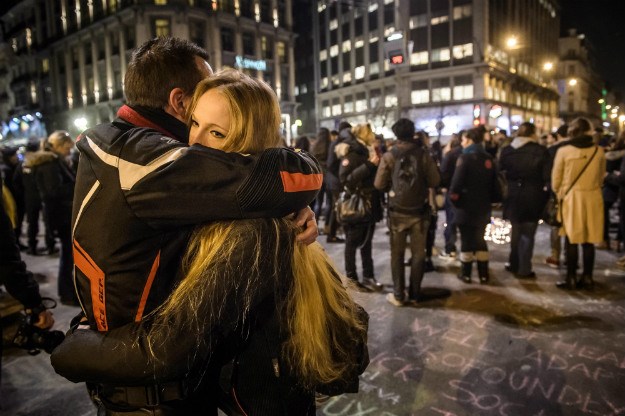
[
  {"left": 124, "top": 37, "right": 212, "bottom": 121},
  {"left": 556, "top": 124, "right": 568, "bottom": 140},
  {"left": 391, "top": 118, "right": 415, "bottom": 141}
]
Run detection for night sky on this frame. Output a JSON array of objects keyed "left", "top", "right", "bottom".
[{"left": 560, "top": 0, "right": 625, "bottom": 99}]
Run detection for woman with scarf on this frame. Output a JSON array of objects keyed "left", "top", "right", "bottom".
[{"left": 449, "top": 127, "right": 501, "bottom": 284}]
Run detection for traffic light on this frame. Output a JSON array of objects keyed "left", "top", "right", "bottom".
[{"left": 384, "top": 32, "right": 412, "bottom": 67}]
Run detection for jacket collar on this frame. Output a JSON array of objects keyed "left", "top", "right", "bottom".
[
  {"left": 462, "top": 143, "right": 486, "bottom": 154},
  {"left": 568, "top": 135, "right": 595, "bottom": 149},
  {"left": 117, "top": 105, "right": 189, "bottom": 143}
]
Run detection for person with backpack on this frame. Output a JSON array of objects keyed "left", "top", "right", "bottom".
[{"left": 374, "top": 119, "right": 440, "bottom": 306}]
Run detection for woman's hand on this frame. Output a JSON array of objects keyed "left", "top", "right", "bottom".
[{"left": 294, "top": 207, "right": 318, "bottom": 245}]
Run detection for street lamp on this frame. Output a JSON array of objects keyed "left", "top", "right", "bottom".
[
  {"left": 506, "top": 36, "right": 519, "bottom": 49},
  {"left": 543, "top": 62, "right": 554, "bottom": 71},
  {"left": 568, "top": 78, "right": 578, "bottom": 86}
]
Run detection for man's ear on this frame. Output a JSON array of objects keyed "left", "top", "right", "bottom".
[{"left": 165, "top": 87, "right": 187, "bottom": 121}]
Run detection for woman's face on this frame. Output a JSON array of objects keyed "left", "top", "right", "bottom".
[
  {"left": 461, "top": 133, "right": 472, "bottom": 148},
  {"left": 52, "top": 140, "right": 73, "bottom": 157},
  {"left": 189, "top": 89, "right": 231, "bottom": 149}
]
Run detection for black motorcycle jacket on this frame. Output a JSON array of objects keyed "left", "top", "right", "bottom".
[{"left": 72, "top": 105, "right": 322, "bottom": 331}]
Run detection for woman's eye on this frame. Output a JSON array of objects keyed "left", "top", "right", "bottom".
[
  {"left": 211, "top": 130, "right": 226, "bottom": 139},
  {"left": 190, "top": 118, "right": 199, "bottom": 127}
]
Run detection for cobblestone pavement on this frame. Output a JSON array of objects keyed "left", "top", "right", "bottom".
[{"left": 1, "top": 215, "right": 624, "bottom": 416}]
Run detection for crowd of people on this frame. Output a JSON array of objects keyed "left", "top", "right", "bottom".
[
  {"left": 0, "top": 34, "right": 621, "bottom": 416},
  {"left": 297, "top": 115, "right": 616, "bottom": 303}
]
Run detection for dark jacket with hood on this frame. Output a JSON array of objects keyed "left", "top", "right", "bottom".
[
  {"left": 449, "top": 144, "right": 500, "bottom": 226},
  {"left": 498, "top": 137, "right": 550, "bottom": 222}
]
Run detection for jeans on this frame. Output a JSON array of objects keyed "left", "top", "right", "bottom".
[
  {"left": 443, "top": 196, "right": 458, "bottom": 253},
  {"left": 344, "top": 222, "right": 375, "bottom": 281},
  {"left": 508, "top": 221, "right": 539, "bottom": 275},
  {"left": 389, "top": 214, "right": 429, "bottom": 301}
]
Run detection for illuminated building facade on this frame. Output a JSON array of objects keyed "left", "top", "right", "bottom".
[
  {"left": 312, "top": 0, "right": 561, "bottom": 138},
  {"left": 0, "top": 0, "right": 297, "bottom": 140}
]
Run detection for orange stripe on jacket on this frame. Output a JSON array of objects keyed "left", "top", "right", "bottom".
[
  {"left": 73, "top": 240, "right": 107, "bottom": 332},
  {"left": 280, "top": 172, "right": 323, "bottom": 192},
  {"left": 135, "top": 251, "right": 160, "bottom": 322}
]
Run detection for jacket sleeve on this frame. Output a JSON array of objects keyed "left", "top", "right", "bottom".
[
  {"left": 373, "top": 153, "right": 393, "bottom": 191},
  {"left": 35, "top": 161, "right": 70, "bottom": 203},
  {"left": 439, "top": 152, "right": 455, "bottom": 188},
  {"left": 448, "top": 155, "right": 467, "bottom": 206},
  {"left": 551, "top": 149, "right": 564, "bottom": 197},
  {"left": 50, "top": 221, "right": 278, "bottom": 385},
  {"left": 424, "top": 152, "right": 441, "bottom": 189},
  {"left": 605, "top": 156, "right": 625, "bottom": 187},
  {"left": 113, "top": 139, "right": 322, "bottom": 228}
]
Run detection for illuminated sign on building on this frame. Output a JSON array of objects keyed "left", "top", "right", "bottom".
[
  {"left": 489, "top": 105, "right": 503, "bottom": 119},
  {"left": 235, "top": 56, "right": 267, "bottom": 71}
]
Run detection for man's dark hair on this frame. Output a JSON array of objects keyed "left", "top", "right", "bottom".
[
  {"left": 568, "top": 117, "right": 593, "bottom": 139},
  {"left": 124, "top": 37, "right": 210, "bottom": 109},
  {"left": 517, "top": 122, "right": 536, "bottom": 138},
  {"left": 338, "top": 121, "right": 352, "bottom": 131},
  {"left": 466, "top": 127, "right": 484, "bottom": 144},
  {"left": 392, "top": 118, "right": 416, "bottom": 141},
  {"left": 556, "top": 124, "right": 568, "bottom": 138}
]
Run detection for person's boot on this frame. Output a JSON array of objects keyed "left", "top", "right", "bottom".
[
  {"left": 477, "top": 261, "right": 490, "bottom": 284},
  {"left": 577, "top": 274, "right": 594, "bottom": 290},
  {"left": 556, "top": 274, "right": 576, "bottom": 290},
  {"left": 457, "top": 261, "right": 472, "bottom": 283},
  {"left": 363, "top": 276, "right": 384, "bottom": 291}
]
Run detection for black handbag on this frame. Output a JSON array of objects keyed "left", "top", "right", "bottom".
[
  {"left": 335, "top": 188, "right": 372, "bottom": 225},
  {"left": 542, "top": 192, "right": 561, "bottom": 226}
]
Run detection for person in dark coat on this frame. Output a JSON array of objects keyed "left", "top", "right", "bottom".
[
  {"left": 311, "top": 128, "right": 331, "bottom": 227},
  {"left": 449, "top": 127, "right": 501, "bottom": 284},
  {"left": 13, "top": 140, "right": 57, "bottom": 255},
  {"left": 336, "top": 123, "right": 383, "bottom": 291},
  {"left": 439, "top": 132, "right": 463, "bottom": 258},
  {"left": 324, "top": 123, "right": 351, "bottom": 243},
  {"left": 30, "top": 131, "right": 77, "bottom": 305},
  {"left": 499, "top": 122, "right": 550, "bottom": 278},
  {"left": 600, "top": 132, "right": 625, "bottom": 249}
]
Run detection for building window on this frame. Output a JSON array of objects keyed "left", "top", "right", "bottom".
[
  {"left": 332, "top": 75, "right": 339, "bottom": 86},
  {"left": 432, "top": 78, "right": 451, "bottom": 102},
  {"left": 355, "top": 93, "right": 367, "bottom": 112},
  {"left": 221, "top": 28, "right": 234, "bottom": 51},
  {"left": 261, "top": 36, "right": 273, "bottom": 59},
  {"left": 42, "top": 58, "right": 49, "bottom": 73},
  {"left": 190, "top": 20, "right": 206, "bottom": 48},
  {"left": 568, "top": 65, "right": 575, "bottom": 76},
  {"left": 320, "top": 49, "right": 327, "bottom": 61},
  {"left": 410, "top": 51, "right": 428, "bottom": 65},
  {"left": 355, "top": 65, "right": 365, "bottom": 80},
  {"left": 242, "top": 32, "right": 255, "bottom": 55},
  {"left": 152, "top": 18, "right": 170, "bottom": 37},
  {"left": 411, "top": 89, "right": 429, "bottom": 104},
  {"left": 322, "top": 101, "right": 331, "bottom": 117},
  {"left": 453, "top": 4, "right": 472, "bottom": 19},
  {"left": 154, "top": 0, "right": 167, "bottom": 4},
  {"left": 431, "top": 48, "right": 450, "bottom": 62},
  {"left": 329, "top": 19, "right": 338, "bottom": 30},
  {"left": 385, "top": 92, "right": 397, "bottom": 107},
  {"left": 452, "top": 43, "right": 473, "bottom": 59},
  {"left": 370, "top": 89, "right": 381, "bottom": 108},
  {"left": 332, "top": 101, "right": 341, "bottom": 116},
  {"left": 277, "top": 42, "right": 286, "bottom": 63},
  {"left": 409, "top": 14, "right": 427, "bottom": 29},
  {"left": 321, "top": 77, "right": 329, "bottom": 89},
  {"left": 342, "top": 40, "right": 351, "bottom": 53},
  {"left": 453, "top": 84, "right": 473, "bottom": 100},
  {"left": 343, "top": 72, "right": 352, "bottom": 83},
  {"left": 431, "top": 15, "right": 449, "bottom": 25},
  {"left": 300, "top": 84, "right": 308, "bottom": 94},
  {"left": 344, "top": 96, "right": 354, "bottom": 113},
  {"left": 330, "top": 44, "right": 339, "bottom": 57}
]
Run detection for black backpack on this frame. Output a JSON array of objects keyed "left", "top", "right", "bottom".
[{"left": 389, "top": 146, "right": 428, "bottom": 215}]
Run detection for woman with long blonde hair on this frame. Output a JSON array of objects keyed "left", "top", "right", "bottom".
[{"left": 51, "top": 70, "right": 368, "bottom": 415}]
